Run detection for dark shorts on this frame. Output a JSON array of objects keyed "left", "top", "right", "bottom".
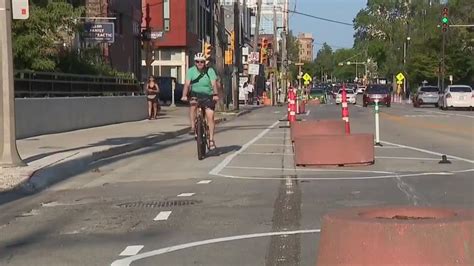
[{"left": 190, "top": 92, "right": 215, "bottom": 110}]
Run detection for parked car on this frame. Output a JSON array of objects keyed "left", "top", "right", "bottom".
[
  {"left": 438, "top": 85, "right": 473, "bottom": 110},
  {"left": 309, "top": 88, "right": 327, "bottom": 103},
  {"left": 413, "top": 86, "right": 440, "bottom": 107},
  {"left": 363, "top": 85, "right": 391, "bottom": 107},
  {"left": 335, "top": 89, "right": 356, "bottom": 104}
]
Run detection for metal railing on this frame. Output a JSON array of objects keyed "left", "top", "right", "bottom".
[{"left": 14, "top": 71, "right": 141, "bottom": 97}]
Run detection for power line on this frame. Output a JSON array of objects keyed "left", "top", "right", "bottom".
[{"left": 288, "top": 10, "right": 354, "bottom": 27}]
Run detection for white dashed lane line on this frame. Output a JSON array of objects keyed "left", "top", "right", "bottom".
[
  {"left": 153, "top": 211, "right": 172, "bottom": 221},
  {"left": 177, "top": 193, "right": 195, "bottom": 197},
  {"left": 197, "top": 180, "right": 212, "bottom": 184}
]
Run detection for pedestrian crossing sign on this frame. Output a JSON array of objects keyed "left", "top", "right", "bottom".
[
  {"left": 396, "top": 72, "right": 405, "bottom": 81},
  {"left": 303, "top": 73, "right": 312, "bottom": 82}
]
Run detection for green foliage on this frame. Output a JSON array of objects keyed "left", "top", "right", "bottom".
[
  {"left": 12, "top": 1, "right": 84, "bottom": 71},
  {"left": 12, "top": 0, "right": 133, "bottom": 77},
  {"left": 353, "top": 0, "right": 474, "bottom": 86}
]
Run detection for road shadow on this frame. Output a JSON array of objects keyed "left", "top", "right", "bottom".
[
  {"left": 206, "top": 145, "right": 241, "bottom": 157},
  {"left": 0, "top": 119, "right": 267, "bottom": 207}
]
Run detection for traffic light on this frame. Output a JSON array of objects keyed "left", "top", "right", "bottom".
[
  {"left": 141, "top": 28, "right": 151, "bottom": 41},
  {"left": 203, "top": 42, "right": 212, "bottom": 61},
  {"left": 441, "top": 7, "right": 449, "bottom": 32},
  {"left": 230, "top": 31, "right": 235, "bottom": 50},
  {"left": 260, "top": 38, "right": 268, "bottom": 65},
  {"left": 225, "top": 49, "right": 233, "bottom": 65}
]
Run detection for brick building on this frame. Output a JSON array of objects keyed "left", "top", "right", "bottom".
[
  {"left": 141, "top": 0, "right": 215, "bottom": 83},
  {"left": 83, "top": 0, "right": 142, "bottom": 79},
  {"left": 298, "top": 32, "right": 314, "bottom": 62}
]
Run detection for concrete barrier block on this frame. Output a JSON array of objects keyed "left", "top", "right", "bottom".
[
  {"left": 294, "top": 134, "right": 374, "bottom": 166},
  {"left": 317, "top": 206, "right": 474, "bottom": 266},
  {"left": 290, "top": 120, "right": 346, "bottom": 141}
]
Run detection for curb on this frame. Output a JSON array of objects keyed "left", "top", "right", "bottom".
[{"left": 12, "top": 109, "right": 256, "bottom": 194}]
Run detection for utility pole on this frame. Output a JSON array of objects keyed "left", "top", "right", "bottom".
[
  {"left": 144, "top": 3, "right": 152, "bottom": 78},
  {"left": 281, "top": 0, "right": 289, "bottom": 100},
  {"left": 232, "top": 1, "right": 240, "bottom": 110},
  {"left": 251, "top": 0, "right": 262, "bottom": 86},
  {"left": 272, "top": 6, "right": 277, "bottom": 105},
  {"left": 0, "top": 0, "right": 26, "bottom": 167},
  {"left": 441, "top": 30, "right": 446, "bottom": 91},
  {"left": 252, "top": 0, "right": 262, "bottom": 56}
]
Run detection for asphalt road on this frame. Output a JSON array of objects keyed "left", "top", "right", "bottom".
[{"left": 0, "top": 99, "right": 473, "bottom": 266}]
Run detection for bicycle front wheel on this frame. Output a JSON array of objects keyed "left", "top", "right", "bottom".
[{"left": 196, "top": 115, "right": 206, "bottom": 160}]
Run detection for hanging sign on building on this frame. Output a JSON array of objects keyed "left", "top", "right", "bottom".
[{"left": 83, "top": 22, "right": 115, "bottom": 43}]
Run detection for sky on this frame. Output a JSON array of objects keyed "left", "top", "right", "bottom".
[{"left": 289, "top": 0, "right": 367, "bottom": 54}]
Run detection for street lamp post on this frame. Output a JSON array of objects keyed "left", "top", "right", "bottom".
[{"left": 0, "top": 0, "right": 26, "bottom": 167}]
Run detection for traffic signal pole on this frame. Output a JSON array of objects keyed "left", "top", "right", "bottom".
[
  {"left": 0, "top": 0, "right": 26, "bottom": 167},
  {"left": 144, "top": 3, "right": 152, "bottom": 78},
  {"left": 232, "top": 1, "right": 240, "bottom": 110}
]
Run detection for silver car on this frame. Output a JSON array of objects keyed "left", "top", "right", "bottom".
[{"left": 413, "top": 86, "right": 440, "bottom": 107}]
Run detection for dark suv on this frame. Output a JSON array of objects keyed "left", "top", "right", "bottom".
[{"left": 363, "top": 85, "right": 391, "bottom": 107}]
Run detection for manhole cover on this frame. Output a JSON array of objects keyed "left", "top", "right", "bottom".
[{"left": 117, "top": 199, "right": 201, "bottom": 209}]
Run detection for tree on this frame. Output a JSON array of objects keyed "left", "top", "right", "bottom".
[
  {"left": 353, "top": 0, "right": 474, "bottom": 87},
  {"left": 12, "top": 1, "right": 84, "bottom": 71},
  {"left": 313, "top": 43, "right": 334, "bottom": 81}
]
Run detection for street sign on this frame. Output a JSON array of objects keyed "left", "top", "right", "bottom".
[
  {"left": 449, "top": 75, "right": 453, "bottom": 81},
  {"left": 396, "top": 80, "right": 403, "bottom": 85},
  {"left": 150, "top": 31, "right": 163, "bottom": 39},
  {"left": 304, "top": 80, "right": 310, "bottom": 85},
  {"left": 249, "top": 52, "right": 259, "bottom": 63},
  {"left": 303, "top": 73, "right": 312, "bottom": 82},
  {"left": 12, "top": 0, "right": 29, "bottom": 20},
  {"left": 396, "top": 72, "right": 405, "bottom": 81},
  {"left": 248, "top": 64, "right": 260, "bottom": 75},
  {"left": 83, "top": 22, "right": 115, "bottom": 43}
]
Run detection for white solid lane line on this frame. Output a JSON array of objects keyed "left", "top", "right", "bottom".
[
  {"left": 111, "top": 229, "right": 321, "bottom": 266},
  {"left": 381, "top": 140, "right": 474, "bottom": 164},
  {"left": 240, "top": 152, "right": 294, "bottom": 156},
  {"left": 177, "top": 193, "right": 195, "bottom": 197},
  {"left": 209, "top": 120, "right": 281, "bottom": 176},
  {"left": 153, "top": 211, "right": 172, "bottom": 221},
  {"left": 119, "top": 245, "right": 144, "bottom": 256},
  {"left": 424, "top": 110, "right": 474, "bottom": 119},
  {"left": 197, "top": 180, "right": 212, "bottom": 184},
  {"left": 375, "top": 156, "right": 443, "bottom": 161}
]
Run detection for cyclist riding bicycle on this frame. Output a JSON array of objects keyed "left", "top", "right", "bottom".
[{"left": 181, "top": 53, "right": 219, "bottom": 150}]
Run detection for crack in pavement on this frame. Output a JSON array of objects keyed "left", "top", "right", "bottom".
[{"left": 265, "top": 129, "right": 302, "bottom": 266}]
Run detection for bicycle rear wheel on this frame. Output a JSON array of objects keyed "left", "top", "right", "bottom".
[{"left": 196, "top": 114, "right": 207, "bottom": 160}]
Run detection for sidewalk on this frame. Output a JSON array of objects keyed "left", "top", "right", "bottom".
[{"left": 0, "top": 105, "right": 258, "bottom": 193}]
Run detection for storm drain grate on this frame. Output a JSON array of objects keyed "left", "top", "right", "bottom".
[{"left": 117, "top": 199, "right": 201, "bottom": 209}]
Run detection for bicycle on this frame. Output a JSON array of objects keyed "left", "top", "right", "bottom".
[{"left": 192, "top": 96, "right": 212, "bottom": 160}]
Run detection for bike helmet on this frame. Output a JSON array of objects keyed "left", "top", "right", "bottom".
[{"left": 194, "top": 53, "right": 206, "bottom": 61}]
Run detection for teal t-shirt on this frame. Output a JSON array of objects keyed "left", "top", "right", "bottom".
[{"left": 186, "top": 66, "right": 217, "bottom": 95}]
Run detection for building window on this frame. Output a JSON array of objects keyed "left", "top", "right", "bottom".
[
  {"left": 163, "top": 0, "right": 170, "bottom": 31},
  {"left": 159, "top": 49, "right": 182, "bottom": 61}
]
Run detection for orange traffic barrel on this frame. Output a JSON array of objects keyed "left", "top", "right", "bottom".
[{"left": 317, "top": 206, "right": 474, "bottom": 266}]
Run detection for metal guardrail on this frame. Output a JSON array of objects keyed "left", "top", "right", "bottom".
[{"left": 14, "top": 71, "right": 141, "bottom": 97}]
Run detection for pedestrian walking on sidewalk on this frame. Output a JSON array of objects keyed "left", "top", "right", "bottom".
[
  {"left": 145, "top": 76, "right": 160, "bottom": 120},
  {"left": 247, "top": 82, "right": 255, "bottom": 105}
]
